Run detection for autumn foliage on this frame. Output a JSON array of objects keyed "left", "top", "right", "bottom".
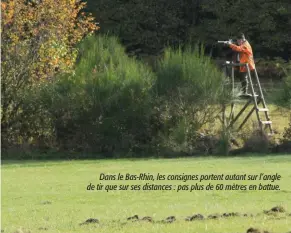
[
  {"left": 1, "top": 0, "right": 99, "bottom": 79},
  {"left": 1, "top": 0, "right": 99, "bottom": 146}
]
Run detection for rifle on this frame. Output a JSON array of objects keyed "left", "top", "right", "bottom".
[{"left": 217, "top": 39, "right": 234, "bottom": 44}]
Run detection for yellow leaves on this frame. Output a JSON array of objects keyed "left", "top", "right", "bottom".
[
  {"left": 2, "top": 0, "right": 99, "bottom": 82},
  {"left": 52, "top": 58, "right": 59, "bottom": 65},
  {"left": 65, "top": 59, "right": 71, "bottom": 66},
  {"left": 9, "top": 34, "right": 19, "bottom": 43},
  {"left": 1, "top": 1, "right": 15, "bottom": 25}
]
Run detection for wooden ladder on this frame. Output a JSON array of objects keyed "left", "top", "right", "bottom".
[
  {"left": 225, "top": 62, "right": 274, "bottom": 135},
  {"left": 245, "top": 64, "right": 274, "bottom": 135}
]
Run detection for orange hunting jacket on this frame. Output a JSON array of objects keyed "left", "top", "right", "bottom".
[{"left": 229, "top": 41, "right": 255, "bottom": 72}]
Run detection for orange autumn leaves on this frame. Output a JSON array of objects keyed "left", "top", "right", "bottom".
[{"left": 1, "top": 0, "right": 99, "bottom": 81}]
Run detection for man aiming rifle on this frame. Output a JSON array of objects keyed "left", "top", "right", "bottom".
[{"left": 219, "top": 33, "right": 255, "bottom": 95}]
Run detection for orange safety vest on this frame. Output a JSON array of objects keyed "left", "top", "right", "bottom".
[{"left": 229, "top": 40, "right": 255, "bottom": 72}]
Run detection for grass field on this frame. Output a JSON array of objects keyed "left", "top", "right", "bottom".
[{"left": 1, "top": 154, "right": 291, "bottom": 233}]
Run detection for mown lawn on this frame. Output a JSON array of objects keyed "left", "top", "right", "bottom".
[{"left": 1, "top": 154, "right": 291, "bottom": 233}]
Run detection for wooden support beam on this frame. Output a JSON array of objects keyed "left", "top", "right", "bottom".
[
  {"left": 228, "top": 99, "right": 252, "bottom": 128},
  {"left": 257, "top": 108, "right": 269, "bottom": 112},
  {"left": 237, "top": 99, "right": 262, "bottom": 131}
]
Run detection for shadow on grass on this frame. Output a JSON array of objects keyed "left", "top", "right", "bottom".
[{"left": 1, "top": 148, "right": 290, "bottom": 166}]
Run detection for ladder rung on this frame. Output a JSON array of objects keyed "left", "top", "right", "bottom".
[
  {"left": 261, "top": 121, "right": 272, "bottom": 124},
  {"left": 257, "top": 108, "right": 269, "bottom": 112}
]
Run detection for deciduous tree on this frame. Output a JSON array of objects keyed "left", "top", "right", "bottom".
[{"left": 1, "top": 0, "right": 99, "bottom": 146}]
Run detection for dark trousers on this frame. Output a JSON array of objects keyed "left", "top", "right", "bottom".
[
  {"left": 238, "top": 70, "right": 257, "bottom": 94},
  {"left": 238, "top": 72, "right": 248, "bottom": 93}
]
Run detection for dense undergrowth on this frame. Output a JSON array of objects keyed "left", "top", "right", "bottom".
[{"left": 2, "top": 35, "right": 291, "bottom": 159}]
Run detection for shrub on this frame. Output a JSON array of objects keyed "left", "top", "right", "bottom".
[
  {"left": 153, "top": 45, "right": 233, "bottom": 154},
  {"left": 282, "top": 115, "right": 291, "bottom": 142},
  {"left": 275, "top": 69, "right": 291, "bottom": 150},
  {"left": 255, "top": 58, "right": 290, "bottom": 80},
  {"left": 39, "top": 35, "right": 156, "bottom": 154},
  {"left": 243, "top": 130, "right": 272, "bottom": 153},
  {"left": 276, "top": 115, "right": 291, "bottom": 153},
  {"left": 279, "top": 74, "right": 291, "bottom": 109}
]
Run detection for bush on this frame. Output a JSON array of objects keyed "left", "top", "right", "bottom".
[
  {"left": 153, "top": 45, "right": 232, "bottom": 155},
  {"left": 277, "top": 115, "right": 291, "bottom": 153},
  {"left": 255, "top": 58, "right": 290, "bottom": 80},
  {"left": 243, "top": 130, "right": 272, "bottom": 153},
  {"left": 279, "top": 74, "right": 291, "bottom": 109},
  {"left": 38, "top": 35, "right": 156, "bottom": 154},
  {"left": 282, "top": 115, "right": 291, "bottom": 142},
  {"left": 275, "top": 70, "right": 291, "bottom": 150}
]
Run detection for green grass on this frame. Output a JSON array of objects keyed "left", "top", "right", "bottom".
[{"left": 2, "top": 155, "right": 291, "bottom": 233}]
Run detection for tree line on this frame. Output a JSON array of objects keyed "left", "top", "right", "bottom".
[{"left": 86, "top": 0, "right": 291, "bottom": 60}]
